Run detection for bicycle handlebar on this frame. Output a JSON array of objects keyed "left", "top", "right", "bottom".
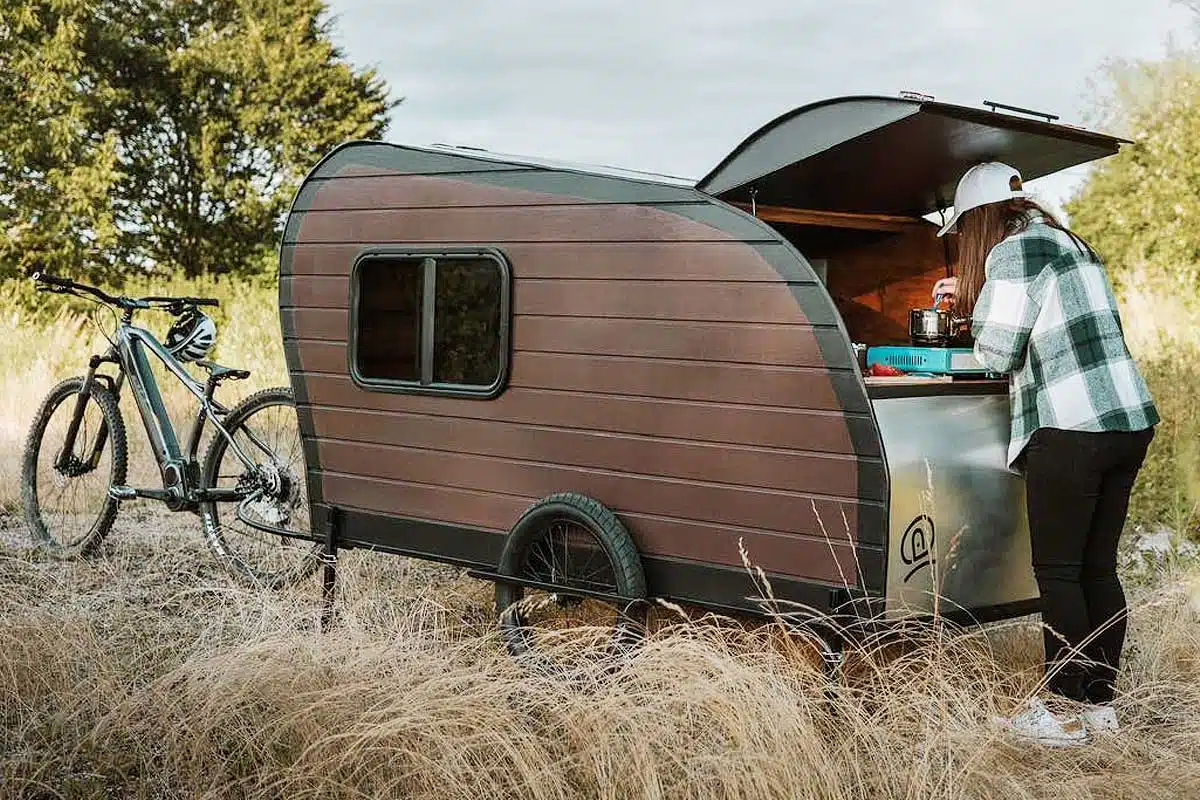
[
  {"left": 33, "top": 273, "right": 75, "bottom": 290},
  {"left": 141, "top": 295, "right": 220, "bottom": 308},
  {"left": 32, "top": 271, "right": 135, "bottom": 307},
  {"left": 31, "top": 272, "right": 220, "bottom": 314}
]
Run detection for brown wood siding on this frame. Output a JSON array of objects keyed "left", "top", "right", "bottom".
[
  {"left": 285, "top": 242, "right": 802, "bottom": 282},
  {"left": 295, "top": 375, "right": 873, "bottom": 457},
  {"left": 318, "top": 471, "right": 862, "bottom": 582},
  {"left": 513, "top": 317, "right": 839, "bottom": 366},
  {"left": 317, "top": 441, "right": 863, "bottom": 541},
  {"left": 286, "top": 204, "right": 759, "bottom": 245},
  {"left": 291, "top": 340, "right": 857, "bottom": 412},
  {"left": 297, "top": 171, "right": 694, "bottom": 211},
  {"left": 281, "top": 153, "right": 884, "bottom": 594},
  {"left": 282, "top": 274, "right": 831, "bottom": 324},
  {"left": 308, "top": 407, "right": 880, "bottom": 501},
  {"left": 301, "top": 173, "right": 580, "bottom": 210},
  {"left": 283, "top": 307, "right": 847, "bottom": 368}
]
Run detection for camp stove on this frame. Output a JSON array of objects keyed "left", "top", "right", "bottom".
[{"left": 866, "top": 346, "right": 990, "bottom": 376}]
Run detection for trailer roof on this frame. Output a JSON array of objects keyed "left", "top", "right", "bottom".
[
  {"left": 419, "top": 142, "right": 698, "bottom": 188},
  {"left": 364, "top": 94, "right": 1128, "bottom": 219}
]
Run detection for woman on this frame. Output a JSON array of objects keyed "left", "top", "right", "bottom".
[{"left": 932, "top": 161, "right": 1159, "bottom": 747}]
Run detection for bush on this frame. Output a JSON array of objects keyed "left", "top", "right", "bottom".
[{"left": 1116, "top": 265, "right": 1200, "bottom": 537}]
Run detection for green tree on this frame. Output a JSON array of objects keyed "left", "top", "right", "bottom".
[
  {"left": 1066, "top": 16, "right": 1200, "bottom": 294},
  {"left": 0, "top": 0, "right": 124, "bottom": 280},
  {"left": 0, "top": 0, "right": 396, "bottom": 281}
]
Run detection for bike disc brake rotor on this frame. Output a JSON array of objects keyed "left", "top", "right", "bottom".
[{"left": 243, "top": 462, "right": 300, "bottom": 526}]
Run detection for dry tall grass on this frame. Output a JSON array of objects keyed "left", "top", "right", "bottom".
[
  {"left": 2, "top": 271, "right": 1200, "bottom": 798},
  {"left": 2, "top": 517, "right": 1200, "bottom": 799}
]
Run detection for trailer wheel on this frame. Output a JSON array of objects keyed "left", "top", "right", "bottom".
[{"left": 494, "top": 493, "right": 647, "bottom": 671}]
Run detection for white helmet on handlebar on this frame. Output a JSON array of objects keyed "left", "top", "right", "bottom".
[{"left": 165, "top": 309, "right": 216, "bottom": 363}]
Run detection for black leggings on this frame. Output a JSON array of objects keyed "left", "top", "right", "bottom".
[{"left": 1020, "top": 425, "right": 1154, "bottom": 704}]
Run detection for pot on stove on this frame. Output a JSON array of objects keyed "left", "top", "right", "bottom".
[{"left": 909, "top": 295, "right": 969, "bottom": 346}]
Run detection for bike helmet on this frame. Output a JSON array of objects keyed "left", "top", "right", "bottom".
[{"left": 165, "top": 309, "right": 217, "bottom": 363}]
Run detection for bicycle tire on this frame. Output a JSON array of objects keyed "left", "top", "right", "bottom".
[
  {"left": 21, "top": 376, "right": 128, "bottom": 557},
  {"left": 199, "top": 386, "right": 322, "bottom": 588}
]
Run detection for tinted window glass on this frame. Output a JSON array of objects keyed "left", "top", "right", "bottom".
[
  {"left": 432, "top": 258, "right": 502, "bottom": 386},
  {"left": 355, "top": 258, "right": 423, "bottom": 382}
]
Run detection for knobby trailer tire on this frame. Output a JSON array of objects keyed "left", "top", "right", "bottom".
[{"left": 495, "top": 492, "right": 648, "bottom": 669}]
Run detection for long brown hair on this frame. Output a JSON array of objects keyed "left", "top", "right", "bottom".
[{"left": 953, "top": 197, "right": 1096, "bottom": 317}]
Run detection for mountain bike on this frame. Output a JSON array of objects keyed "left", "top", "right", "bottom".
[{"left": 19, "top": 271, "right": 323, "bottom": 588}]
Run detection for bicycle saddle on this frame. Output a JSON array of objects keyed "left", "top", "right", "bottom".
[{"left": 195, "top": 360, "right": 250, "bottom": 381}]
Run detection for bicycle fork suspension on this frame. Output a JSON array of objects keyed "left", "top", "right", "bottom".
[{"left": 56, "top": 355, "right": 122, "bottom": 474}]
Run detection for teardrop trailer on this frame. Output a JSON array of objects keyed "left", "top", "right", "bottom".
[{"left": 277, "top": 94, "right": 1131, "bottom": 662}]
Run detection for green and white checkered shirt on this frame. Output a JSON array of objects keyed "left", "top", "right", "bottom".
[{"left": 970, "top": 214, "right": 1160, "bottom": 468}]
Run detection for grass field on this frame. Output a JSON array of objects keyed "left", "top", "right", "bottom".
[{"left": 1, "top": 269, "right": 1199, "bottom": 798}]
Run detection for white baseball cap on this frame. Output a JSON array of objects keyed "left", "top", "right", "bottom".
[{"left": 936, "top": 161, "right": 1026, "bottom": 237}]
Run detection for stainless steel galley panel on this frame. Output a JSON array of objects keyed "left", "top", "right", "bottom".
[{"left": 872, "top": 393, "right": 1038, "bottom": 618}]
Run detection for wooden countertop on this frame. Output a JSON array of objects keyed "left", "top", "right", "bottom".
[{"left": 864, "top": 375, "right": 1010, "bottom": 399}]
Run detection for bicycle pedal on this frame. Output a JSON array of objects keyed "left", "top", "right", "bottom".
[{"left": 108, "top": 485, "right": 136, "bottom": 500}]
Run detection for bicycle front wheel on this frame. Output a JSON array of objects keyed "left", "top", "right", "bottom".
[
  {"left": 200, "top": 386, "right": 322, "bottom": 589},
  {"left": 21, "top": 376, "right": 128, "bottom": 556}
]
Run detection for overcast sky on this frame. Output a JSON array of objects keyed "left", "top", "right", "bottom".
[{"left": 323, "top": 0, "right": 1196, "bottom": 218}]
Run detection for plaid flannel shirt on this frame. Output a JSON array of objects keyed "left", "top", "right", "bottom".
[{"left": 970, "top": 215, "right": 1160, "bottom": 468}]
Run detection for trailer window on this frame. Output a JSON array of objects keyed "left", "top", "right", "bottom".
[{"left": 351, "top": 249, "right": 511, "bottom": 398}]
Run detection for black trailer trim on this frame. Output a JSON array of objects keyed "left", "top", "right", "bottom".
[
  {"left": 314, "top": 505, "right": 507, "bottom": 569},
  {"left": 639, "top": 552, "right": 882, "bottom": 620},
  {"left": 312, "top": 505, "right": 1038, "bottom": 633},
  {"left": 323, "top": 505, "right": 883, "bottom": 618}
]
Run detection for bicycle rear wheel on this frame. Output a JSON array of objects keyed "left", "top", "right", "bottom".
[
  {"left": 200, "top": 386, "right": 322, "bottom": 588},
  {"left": 21, "top": 377, "right": 128, "bottom": 556}
]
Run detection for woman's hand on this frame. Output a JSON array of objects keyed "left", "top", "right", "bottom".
[{"left": 932, "top": 276, "right": 958, "bottom": 300}]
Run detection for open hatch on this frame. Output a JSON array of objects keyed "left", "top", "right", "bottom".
[{"left": 696, "top": 95, "right": 1131, "bottom": 346}]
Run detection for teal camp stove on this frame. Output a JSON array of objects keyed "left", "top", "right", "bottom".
[{"left": 866, "top": 346, "right": 991, "bottom": 376}]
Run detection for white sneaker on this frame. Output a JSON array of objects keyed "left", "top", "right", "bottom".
[
  {"left": 1081, "top": 703, "right": 1119, "bottom": 735},
  {"left": 990, "top": 697, "right": 1088, "bottom": 747}
]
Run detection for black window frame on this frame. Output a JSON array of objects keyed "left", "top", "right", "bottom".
[{"left": 348, "top": 245, "right": 513, "bottom": 399}]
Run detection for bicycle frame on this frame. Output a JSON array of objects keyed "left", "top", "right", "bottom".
[{"left": 58, "top": 318, "right": 274, "bottom": 510}]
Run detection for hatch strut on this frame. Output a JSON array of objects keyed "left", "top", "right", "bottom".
[
  {"left": 983, "top": 100, "right": 1059, "bottom": 123},
  {"left": 934, "top": 187, "right": 953, "bottom": 278}
]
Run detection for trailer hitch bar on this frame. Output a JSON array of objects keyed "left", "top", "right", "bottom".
[
  {"left": 233, "top": 497, "right": 322, "bottom": 543},
  {"left": 467, "top": 568, "right": 648, "bottom": 611}
]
